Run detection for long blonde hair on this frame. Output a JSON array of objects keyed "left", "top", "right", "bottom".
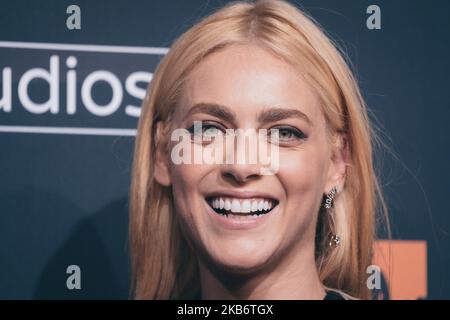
[{"left": 129, "top": 0, "right": 389, "bottom": 299}]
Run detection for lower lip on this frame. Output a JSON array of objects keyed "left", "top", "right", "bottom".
[{"left": 205, "top": 200, "right": 277, "bottom": 230}]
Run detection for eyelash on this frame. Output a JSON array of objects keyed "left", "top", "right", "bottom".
[
  {"left": 187, "top": 121, "right": 226, "bottom": 138},
  {"left": 268, "top": 126, "right": 308, "bottom": 144},
  {"left": 186, "top": 121, "right": 308, "bottom": 144}
]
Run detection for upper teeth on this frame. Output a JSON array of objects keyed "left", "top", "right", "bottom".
[{"left": 209, "top": 197, "right": 274, "bottom": 213}]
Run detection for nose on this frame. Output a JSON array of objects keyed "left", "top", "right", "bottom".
[
  {"left": 219, "top": 127, "right": 267, "bottom": 183},
  {"left": 220, "top": 163, "right": 262, "bottom": 184}
]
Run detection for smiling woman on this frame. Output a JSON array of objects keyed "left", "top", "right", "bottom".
[{"left": 129, "top": 0, "right": 389, "bottom": 300}]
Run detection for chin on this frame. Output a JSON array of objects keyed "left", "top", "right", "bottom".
[{"left": 205, "top": 238, "right": 276, "bottom": 274}]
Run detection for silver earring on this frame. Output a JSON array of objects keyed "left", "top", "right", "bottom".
[
  {"left": 324, "top": 186, "right": 340, "bottom": 247},
  {"left": 324, "top": 186, "right": 337, "bottom": 209},
  {"left": 329, "top": 235, "right": 341, "bottom": 247}
]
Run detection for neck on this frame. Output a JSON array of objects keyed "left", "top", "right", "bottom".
[{"left": 198, "top": 242, "right": 325, "bottom": 300}]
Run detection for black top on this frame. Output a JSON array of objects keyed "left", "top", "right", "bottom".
[
  {"left": 191, "top": 289, "right": 346, "bottom": 300},
  {"left": 323, "top": 290, "right": 346, "bottom": 300}
]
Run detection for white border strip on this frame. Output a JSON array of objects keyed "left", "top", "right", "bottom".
[
  {"left": 0, "top": 125, "right": 137, "bottom": 136},
  {"left": 0, "top": 41, "right": 169, "bottom": 54}
]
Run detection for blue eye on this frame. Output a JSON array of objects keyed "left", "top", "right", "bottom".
[
  {"left": 203, "top": 125, "right": 222, "bottom": 137},
  {"left": 268, "top": 126, "right": 307, "bottom": 144},
  {"left": 187, "top": 121, "right": 225, "bottom": 139}
]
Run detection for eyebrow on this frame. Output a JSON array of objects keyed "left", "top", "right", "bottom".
[{"left": 185, "top": 102, "right": 312, "bottom": 126}]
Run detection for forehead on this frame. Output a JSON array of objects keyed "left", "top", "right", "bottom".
[{"left": 176, "top": 44, "right": 322, "bottom": 123}]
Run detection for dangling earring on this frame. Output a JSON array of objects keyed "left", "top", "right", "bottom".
[
  {"left": 323, "top": 186, "right": 340, "bottom": 247},
  {"left": 324, "top": 186, "right": 337, "bottom": 209}
]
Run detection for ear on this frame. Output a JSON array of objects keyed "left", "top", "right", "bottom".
[
  {"left": 324, "top": 134, "right": 349, "bottom": 195},
  {"left": 154, "top": 121, "right": 172, "bottom": 187}
]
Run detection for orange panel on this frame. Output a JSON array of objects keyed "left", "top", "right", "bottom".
[{"left": 373, "top": 240, "right": 427, "bottom": 300}]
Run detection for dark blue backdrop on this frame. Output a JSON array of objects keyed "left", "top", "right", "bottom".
[{"left": 0, "top": 0, "right": 449, "bottom": 299}]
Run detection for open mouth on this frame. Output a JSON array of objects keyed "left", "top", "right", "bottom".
[{"left": 205, "top": 196, "right": 279, "bottom": 217}]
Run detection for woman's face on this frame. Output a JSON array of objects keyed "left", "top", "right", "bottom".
[{"left": 155, "top": 44, "right": 346, "bottom": 274}]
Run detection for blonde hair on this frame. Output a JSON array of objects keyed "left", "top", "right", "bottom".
[{"left": 129, "top": 0, "right": 389, "bottom": 299}]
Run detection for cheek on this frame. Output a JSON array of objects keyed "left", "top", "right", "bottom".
[
  {"left": 277, "top": 148, "right": 328, "bottom": 208},
  {"left": 170, "top": 162, "right": 213, "bottom": 224},
  {"left": 170, "top": 164, "right": 199, "bottom": 211}
]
